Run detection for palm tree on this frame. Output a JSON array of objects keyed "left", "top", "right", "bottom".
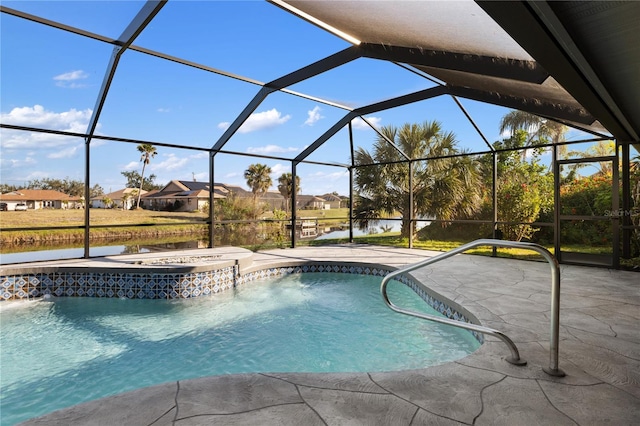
[
  {"left": 499, "top": 110, "right": 568, "bottom": 161},
  {"left": 354, "top": 121, "right": 482, "bottom": 239},
  {"left": 277, "top": 172, "right": 300, "bottom": 213},
  {"left": 244, "top": 163, "right": 272, "bottom": 203},
  {"left": 127, "top": 189, "right": 139, "bottom": 210},
  {"left": 136, "top": 144, "right": 157, "bottom": 209},
  {"left": 101, "top": 196, "right": 113, "bottom": 209},
  {"left": 121, "top": 192, "right": 131, "bottom": 210},
  {"left": 587, "top": 140, "right": 616, "bottom": 175}
]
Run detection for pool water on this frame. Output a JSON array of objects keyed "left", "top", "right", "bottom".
[{"left": 0, "top": 272, "right": 479, "bottom": 425}]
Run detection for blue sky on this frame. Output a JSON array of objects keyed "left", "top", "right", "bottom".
[{"left": 0, "top": 0, "right": 602, "bottom": 196}]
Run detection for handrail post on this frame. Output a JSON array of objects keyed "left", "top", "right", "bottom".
[
  {"left": 381, "top": 239, "right": 565, "bottom": 377},
  {"left": 544, "top": 259, "right": 563, "bottom": 376}
]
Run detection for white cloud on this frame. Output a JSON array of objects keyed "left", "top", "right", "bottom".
[
  {"left": 304, "top": 106, "right": 323, "bottom": 126},
  {"left": 151, "top": 153, "right": 189, "bottom": 172},
  {"left": 1, "top": 105, "right": 92, "bottom": 130},
  {"left": 308, "top": 170, "right": 348, "bottom": 182},
  {"left": 218, "top": 108, "right": 291, "bottom": 134},
  {"left": 351, "top": 116, "right": 382, "bottom": 130},
  {"left": 157, "top": 108, "right": 171, "bottom": 113},
  {"left": 47, "top": 144, "right": 82, "bottom": 159},
  {"left": 270, "top": 163, "right": 289, "bottom": 176},
  {"left": 190, "top": 152, "right": 209, "bottom": 159},
  {"left": 125, "top": 154, "right": 192, "bottom": 186},
  {"left": 0, "top": 105, "right": 95, "bottom": 150},
  {"left": 192, "top": 172, "right": 208, "bottom": 181},
  {"left": 241, "top": 108, "right": 291, "bottom": 133},
  {"left": 223, "top": 171, "right": 242, "bottom": 179},
  {"left": 24, "top": 170, "right": 51, "bottom": 181},
  {"left": 123, "top": 161, "right": 139, "bottom": 171},
  {"left": 246, "top": 144, "right": 299, "bottom": 155},
  {"left": 0, "top": 155, "right": 37, "bottom": 170},
  {"left": 54, "top": 70, "right": 88, "bottom": 81},
  {"left": 53, "top": 70, "right": 89, "bottom": 88}
]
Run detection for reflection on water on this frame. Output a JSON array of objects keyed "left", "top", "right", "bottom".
[
  {"left": 315, "top": 219, "right": 430, "bottom": 240},
  {"left": 0, "top": 220, "right": 431, "bottom": 264},
  {"left": 0, "top": 240, "right": 208, "bottom": 265}
]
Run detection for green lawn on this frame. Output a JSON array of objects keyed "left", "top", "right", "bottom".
[{"left": 2, "top": 208, "right": 637, "bottom": 269}]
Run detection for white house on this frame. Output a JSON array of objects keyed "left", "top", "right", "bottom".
[
  {"left": 142, "top": 180, "right": 226, "bottom": 212},
  {"left": 91, "top": 188, "right": 147, "bottom": 209},
  {"left": 0, "top": 189, "right": 80, "bottom": 210}
]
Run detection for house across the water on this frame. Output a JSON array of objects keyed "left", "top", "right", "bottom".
[{"left": 0, "top": 189, "right": 81, "bottom": 210}]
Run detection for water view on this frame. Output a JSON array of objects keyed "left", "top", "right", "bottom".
[
  {"left": 0, "top": 241, "right": 204, "bottom": 265},
  {"left": 0, "top": 219, "right": 432, "bottom": 265}
]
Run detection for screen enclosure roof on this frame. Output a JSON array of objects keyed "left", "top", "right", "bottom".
[
  {"left": 275, "top": 0, "right": 640, "bottom": 144},
  {"left": 2, "top": 0, "right": 639, "bottom": 155}
]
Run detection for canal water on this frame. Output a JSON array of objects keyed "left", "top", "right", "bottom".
[{"left": 0, "top": 219, "right": 430, "bottom": 265}]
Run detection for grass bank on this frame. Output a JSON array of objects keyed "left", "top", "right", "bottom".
[
  {"left": 0, "top": 209, "right": 208, "bottom": 247},
  {"left": 306, "top": 232, "right": 638, "bottom": 268},
  {"left": 2, "top": 208, "right": 636, "bottom": 269}
]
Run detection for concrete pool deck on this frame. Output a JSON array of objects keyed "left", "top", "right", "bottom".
[{"left": 11, "top": 244, "right": 640, "bottom": 425}]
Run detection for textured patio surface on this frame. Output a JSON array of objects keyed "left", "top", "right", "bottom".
[{"left": 17, "top": 245, "right": 640, "bottom": 425}]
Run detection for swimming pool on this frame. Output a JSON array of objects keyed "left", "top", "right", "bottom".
[{"left": 0, "top": 272, "right": 479, "bottom": 425}]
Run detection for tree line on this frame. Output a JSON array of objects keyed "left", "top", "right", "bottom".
[
  {"left": 352, "top": 112, "right": 638, "bottom": 252},
  {"left": 0, "top": 178, "right": 104, "bottom": 199},
  {"left": 3, "top": 115, "right": 636, "bottom": 256}
]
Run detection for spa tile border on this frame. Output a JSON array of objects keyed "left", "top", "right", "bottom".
[{"left": 0, "top": 267, "right": 237, "bottom": 300}]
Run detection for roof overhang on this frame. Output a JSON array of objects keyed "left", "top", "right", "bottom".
[{"left": 275, "top": 0, "right": 639, "bottom": 144}]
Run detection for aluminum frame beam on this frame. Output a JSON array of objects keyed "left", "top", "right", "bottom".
[
  {"left": 0, "top": 5, "right": 113, "bottom": 43},
  {"left": 359, "top": 42, "right": 548, "bottom": 84},
  {"left": 295, "top": 86, "right": 448, "bottom": 162},
  {"left": 86, "top": 0, "right": 166, "bottom": 138},
  {"left": 211, "top": 86, "right": 276, "bottom": 152},
  {"left": 211, "top": 47, "right": 362, "bottom": 153},
  {"left": 448, "top": 85, "right": 596, "bottom": 126},
  {"left": 451, "top": 96, "right": 494, "bottom": 151},
  {"left": 83, "top": 0, "right": 167, "bottom": 257},
  {"left": 267, "top": 46, "right": 362, "bottom": 89},
  {"left": 361, "top": 116, "right": 410, "bottom": 161},
  {"left": 476, "top": 0, "right": 635, "bottom": 141},
  {"left": 527, "top": 1, "right": 638, "bottom": 142}
]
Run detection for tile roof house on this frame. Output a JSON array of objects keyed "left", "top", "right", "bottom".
[
  {"left": 221, "top": 184, "right": 286, "bottom": 211},
  {"left": 0, "top": 189, "right": 81, "bottom": 210},
  {"left": 318, "top": 193, "right": 345, "bottom": 209},
  {"left": 91, "top": 188, "right": 147, "bottom": 209},
  {"left": 138, "top": 180, "right": 341, "bottom": 213},
  {"left": 296, "top": 195, "right": 328, "bottom": 210},
  {"left": 141, "top": 180, "right": 227, "bottom": 212}
]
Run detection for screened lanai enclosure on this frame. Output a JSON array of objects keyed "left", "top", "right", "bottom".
[{"left": 1, "top": 1, "right": 639, "bottom": 269}]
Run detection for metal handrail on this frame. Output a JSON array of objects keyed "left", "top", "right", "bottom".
[{"left": 381, "top": 238, "right": 565, "bottom": 377}]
